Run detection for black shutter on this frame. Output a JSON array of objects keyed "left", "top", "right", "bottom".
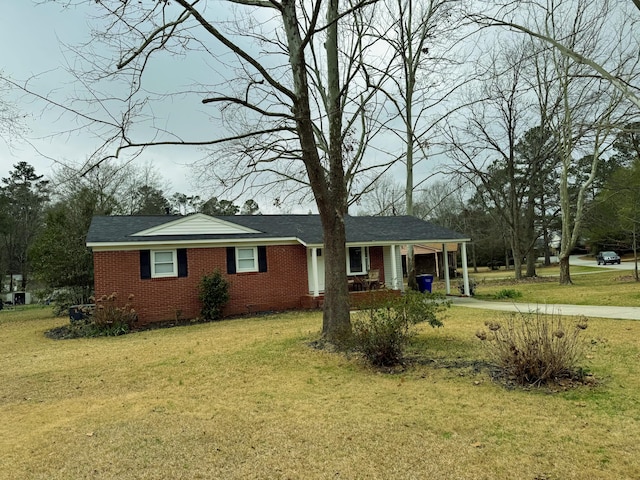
[
  {"left": 177, "top": 249, "right": 188, "bottom": 277},
  {"left": 226, "top": 247, "right": 236, "bottom": 274},
  {"left": 258, "top": 246, "right": 267, "bottom": 272},
  {"left": 140, "top": 250, "right": 151, "bottom": 279}
]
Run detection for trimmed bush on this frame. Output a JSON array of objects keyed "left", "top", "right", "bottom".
[
  {"left": 476, "top": 311, "right": 588, "bottom": 386},
  {"left": 352, "top": 291, "right": 449, "bottom": 367},
  {"left": 198, "top": 270, "right": 230, "bottom": 321}
]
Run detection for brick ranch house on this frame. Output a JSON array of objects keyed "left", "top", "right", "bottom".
[{"left": 87, "top": 214, "right": 471, "bottom": 325}]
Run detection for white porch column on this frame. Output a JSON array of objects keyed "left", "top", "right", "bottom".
[
  {"left": 442, "top": 243, "right": 451, "bottom": 295},
  {"left": 311, "top": 248, "right": 320, "bottom": 297},
  {"left": 390, "top": 244, "right": 398, "bottom": 290},
  {"left": 461, "top": 242, "right": 470, "bottom": 296}
]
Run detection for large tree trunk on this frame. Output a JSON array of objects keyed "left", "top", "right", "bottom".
[
  {"left": 559, "top": 254, "right": 572, "bottom": 284},
  {"left": 320, "top": 0, "right": 351, "bottom": 342},
  {"left": 511, "top": 239, "right": 523, "bottom": 280},
  {"left": 320, "top": 211, "right": 351, "bottom": 342},
  {"left": 525, "top": 247, "right": 537, "bottom": 277},
  {"left": 512, "top": 255, "right": 522, "bottom": 279},
  {"left": 280, "top": 0, "right": 352, "bottom": 342}
]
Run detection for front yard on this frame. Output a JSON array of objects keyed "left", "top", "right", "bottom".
[{"left": 1, "top": 305, "right": 639, "bottom": 479}]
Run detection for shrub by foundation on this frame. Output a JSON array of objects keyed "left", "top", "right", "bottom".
[
  {"left": 91, "top": 293, "right": 138, "bottom": 335},
  {"left": 46, "top": 293, "right": 137, "bottom": 339},
  {"left": 198, "top": 270, "right": 230, "bottom": 321}
]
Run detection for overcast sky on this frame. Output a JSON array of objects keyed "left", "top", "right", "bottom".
[
  {"left": 0, "top": 0, "right": 463, "bottom": 214},
  {"left": 0, "top": 1, "right": 222, "bottom": 200}
]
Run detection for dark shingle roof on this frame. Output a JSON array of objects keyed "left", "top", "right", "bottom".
[{"left": 87, "top": 214, "right": 469, "bottom": 246}]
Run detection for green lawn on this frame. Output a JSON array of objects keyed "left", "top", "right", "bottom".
[{"left": 1, "top": 300, "right": 640, "bottom": 479}]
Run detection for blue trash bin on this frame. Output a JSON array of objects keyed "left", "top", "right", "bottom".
[{"left": 416, "top": 274, "right": 434, "bottom": 293}]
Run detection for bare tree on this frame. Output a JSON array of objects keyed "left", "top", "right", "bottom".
[
  {"left": 469, "top": 1, "right": 640, "bottom": 111},
  {"left": 355, "top": 174, "right": 405, "bottom": 216},
  {"left": 0, "top": 73, "right": 26, "bottom": 145},
  {"left": 413, "top": 179, "right": 466, "bottom": 228},
  {"left": 532, "top": 0, "right": 640, "bottom": 283},
  {"left": 460, "top": 0, "right": 640, "bottom": 283},
  {"left": 372, "top": 0, "right": 466, "bottom": 288},
  {"left": 45, "top": 0, "right": 396, "bottom": 342},
  {"left": 445, "top": 42, "right": 537, "bottom": 279}
]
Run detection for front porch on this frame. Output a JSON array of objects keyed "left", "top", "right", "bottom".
[{"left": 306, "top": 241, "right": 472, "bottom": 300}]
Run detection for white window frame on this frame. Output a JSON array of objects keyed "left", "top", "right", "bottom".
[
  {"left": 236, "top": 246, "right": 258, "bottom": 273},
  {"left": 347, "top": 246, "right": 369, "bottom": 275},
  {"left": 152, "top": 250, "right": 177, "bottom": 278}
]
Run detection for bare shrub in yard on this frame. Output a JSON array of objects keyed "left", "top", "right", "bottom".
[
  {"left": 352, "top": 291, "right": 449, "bottom": 367},
  {"left": 476, "top": 311, "right": 588, "bottom": 386}
]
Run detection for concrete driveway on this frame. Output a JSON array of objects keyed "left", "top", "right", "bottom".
[
  {"left": 450, "top": 255, "right": 640, "bottom": 320},
  {"left": 450, "top": 296, "right": 640, "bottom": 321}
]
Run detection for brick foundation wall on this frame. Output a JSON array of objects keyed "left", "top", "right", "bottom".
[
  {"left": 300, "top": 288, "right": 401, "bottom": 310},
  {"left": 93, "top": 244, "right": 310, "bottom": 325}
]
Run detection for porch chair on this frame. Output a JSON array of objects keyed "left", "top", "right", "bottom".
[{"left": 366, "top": 269, "right": 380, "bottom": 290}]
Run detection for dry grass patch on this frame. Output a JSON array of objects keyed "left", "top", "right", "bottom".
[{"left": 1, "top": 306, "right": 640, "bottom": 479}]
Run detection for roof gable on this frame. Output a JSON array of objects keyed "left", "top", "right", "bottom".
[{"left": 131, "top": 213, "right": 261, "bottom": 236}]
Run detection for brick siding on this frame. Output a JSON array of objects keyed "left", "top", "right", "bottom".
[
  {"left": 369, "top": 246, "right": 385, "bottom": 281},
  {"left": 93, "top": 244, "right": 310, "bottom": 325}
]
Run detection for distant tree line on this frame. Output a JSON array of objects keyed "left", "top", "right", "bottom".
[
  {"left": 358, "top": 121, "right": 640, "bottom": 277},
  {"left": 0, "top": 161, "right": 259, "bottom": 301}
]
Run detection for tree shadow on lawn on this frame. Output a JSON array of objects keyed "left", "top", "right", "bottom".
[{"left": 404, "top": 334, "right": 492, "bottom": 374}]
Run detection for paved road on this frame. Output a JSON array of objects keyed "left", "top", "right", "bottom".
[
  {"left": 450, "top": 255, "right": 640, "bottom": 320},
  {"left": 571, "top": 254, "right": 638, "bottom": 271}
]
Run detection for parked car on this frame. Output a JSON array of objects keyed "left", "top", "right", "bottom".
[{"left": 596, "top": 251, "right": 621, "bottom": 265}]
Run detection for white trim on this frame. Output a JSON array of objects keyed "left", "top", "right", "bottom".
[
  {"left": 311, "top": 248, "right": 320, "bottom": 297},
  {"left": 347, "top": 246, "right": 369, "bottom": 275},
  {"left": 303, "top": 238, "right": 472, "bottom": 249},
  {"left": 390, "top": 245, "right": 398, "bottom": 289},
  {"left": 461, "top": 242, "right": 470, "bottom": 296},
  {"left": 151, "top": 250, "right": 177, "bottom": 278},
  {"left": 132, "top": 213, "right": 260, "bottom": 236},
  {"left": 443, "top": 243, "right": 451, "bottom": 295},
  {"left": 88, "top": 237, "right": 300, "bottom": 251},
  {"left": 236, "top": 246, "right": 258, "bottom": 273},
  {"left": 89, "top": 237, "right": 471, "bottom": 251}
]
